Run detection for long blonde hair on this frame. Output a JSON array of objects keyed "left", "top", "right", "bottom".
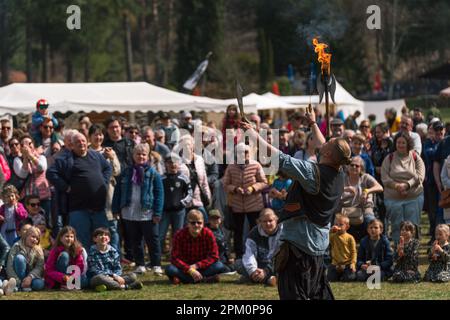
[{"left": 20, "top": 226, "right": 44, "bottom": 259}]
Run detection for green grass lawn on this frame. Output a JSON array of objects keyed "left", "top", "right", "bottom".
[{"left": 2, "top": 213, "right": 448, "bottom": 300}]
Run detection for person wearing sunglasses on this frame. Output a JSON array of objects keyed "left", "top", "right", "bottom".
[
  {"left": 0, "top": 119, "right": 12, "bottom": 156},
  {"left": 34, "top": 118, "right": 63, "bottom": 160},
  {"left": 340, "top": 156, "right": 383, "bottom": 241},
  {"left": 24, "top": 195, "right": 46, "bottom": 227},
  {"left": 30, "top": 99, "right": 58, "bottom": 141},
  {"left": 14, "top": 135, "right": 51, "bottom": 224},
  {"left": 165, "top": 209, "right": 223, "bottom": 284}
]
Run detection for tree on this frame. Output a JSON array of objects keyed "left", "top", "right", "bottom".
[{"left": 174, "top": 0, "right": 224, "bottom": 90}]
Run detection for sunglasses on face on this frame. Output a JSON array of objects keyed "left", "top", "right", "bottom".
[
  {"left": 1, "top": 127, "right": 11, "bottom": 131},
  {"left": 9, "top": 142, "right": 19, "bottom": 147},
  {"left": 29, "top": 202, "right": 40, "bottom": 207},
  {"left": 189, "top": 221, "right": 203, "bottom": 226},
  {"left": 360, "top": 125, "right": 369, "bottom": 128},
  {"left": 43, "top": 125, "right": 54, "bottom": 129},
  {"left": 39, "top": 105, "right": 49, "bottom": 110}
]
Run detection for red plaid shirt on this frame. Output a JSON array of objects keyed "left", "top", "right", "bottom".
[{"left": 171, "top": 226, "right": 219, "bottom": 273}]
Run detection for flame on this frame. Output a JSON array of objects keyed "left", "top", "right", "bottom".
[{"left": 312, "top": 38, "right": 332, "bottom": 75}]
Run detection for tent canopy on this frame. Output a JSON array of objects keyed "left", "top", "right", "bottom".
[
  {"left": 225, "top": 92, "right": 297, "bottom": 111},
  {"left": 0, "top": 82, "right": 251, "bottom": 115},
  {"left": 440, "top": 87, "right": 450, "bottom": 97},
  {"left": 263, "top": 81, "right": 405, "bottom": 122}
]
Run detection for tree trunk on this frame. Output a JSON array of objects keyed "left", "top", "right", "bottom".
[
  {"left": 84, "top": 46, "right": 90, "bottom": 82},
  {"left": 387, "top": 0, "right": 397, "bottom": 100},
  {"left": 151, "top": 0, "right": 162, "bottom": 85},
  {"left": 162, "top": 0, "right": 173, "bottom": 86},
  {"left": 26, "top": 20, "right": 33, "bottom": 82},
  {"left": 41, "top": 33, "right": 48, "bottom": 82},
  {"left": 123, "top": 13, "right": 133, "bottom": 81},
  {"left": 50, "top": 45, "right": 56, "bottom": 79},
  {"left": 0, "top": 0, "right": 8, "bottom": 85},
  {"left": 139, "top": 0, "right": 149, "bottom": 82},
  {"left": 66, "top": 52, "right": 73, "bottom": 82}
]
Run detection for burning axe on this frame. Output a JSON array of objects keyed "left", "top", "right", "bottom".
[{"left": 312, "top": 38, "right": 336, "bottom": 138}]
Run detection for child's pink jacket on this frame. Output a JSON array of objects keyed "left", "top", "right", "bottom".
[
  {"left": 44, "top": 245, "right": 85, "bottom": 288},
  {"left": 0, "top": 203, "right": 28, "bottom": 230}
]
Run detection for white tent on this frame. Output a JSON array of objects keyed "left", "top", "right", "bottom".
[
  {"left": 263, "top": 81, "right": 364, "bottom": 118},
  {"left": 440, "top": 87, "right": 450, "bottom": 97},
  {"left": 224, "top": 92, "right": 297, "bottom": 111},
  {"left": 263, "top": 81, "right": 405, "bottom": 122},
  {"left": 0, "top": 82, "right": 254, "bottom": 115}
]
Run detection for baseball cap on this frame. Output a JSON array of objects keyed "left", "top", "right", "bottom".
[
  {"left": 181, "top": 111, "right": 192, "bottom": 119},
  {"left": 432, "top": 121, "right": 444, "bottom": 131},
  {"left": 36, "top": 99, "right": 49, "bottom": 109},
  {"left": 160, "top": 112, "right": 170, "bottom": 119},
  {"left": 208, "top": 209, "right": 222, "bottom": 219}
]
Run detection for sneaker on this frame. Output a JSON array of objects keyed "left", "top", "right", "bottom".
[
  {"left": 0, "top": 289, "right": 3, "bottom": 295},
  {"left": 266, "top": 276, "right": 277, "bottom": 287},
  {"left": 128, "top": 281, "right": 144, "bottom": 290},
  {"left": 171, "top": 276, "right": 181, "bottom": 285},
  {"left": 121, "top": 258, "right": 136, "bottom": 268},
  {"left": 134, "top": 266, "right": 147, "bottom": 274},
  {"left": 235, "top": 275, "right": 249, "bottom": 284},
  {"left": 221, "top": 271, "right": 237, "bottom": 276},
  {"left": 4, "top": 278, "right": 16, "bottom": 296},
  {"left": 202, "top": 275, "right": 220, "bottom": 284},
  {"left": 21, "top": 287, "right": 32, "bottom": 292},
  {"left": 95, "top": 284, "right": 108, "bottom": 292},
  {"left": 153, "top": 266, "right": 164, "bottom": 276}
]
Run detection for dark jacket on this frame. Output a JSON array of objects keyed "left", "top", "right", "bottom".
[
  {"left": 357, "top": 235, "right": 393, "bottom": 274},
  {"left": 208, "top": 225, "right": 230, "bottom": 264},
  {"left": 103, "top": 137, "right": 135, "bottom": 173},
  {"left": 46, "top": 149, "right": 112, "bottom": 194},
  {"left": 112, "top": 165, "right": 164, "bottom": 216}
]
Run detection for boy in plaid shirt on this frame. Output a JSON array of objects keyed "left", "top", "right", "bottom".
[
  {"left": 165, "top": 209, "right": 224, "bottom": 284},
  {"left": 87, "top": 228, "right": 143, "bottom": 291}
]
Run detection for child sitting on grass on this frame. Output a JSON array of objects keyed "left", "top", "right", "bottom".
[
  {"left": 235, "top": 208, "right": 281, "bottom": 287},
  {"left": 0, "top": 233, "right": 16, "bottom": 296},
  {"left": 87, "top": 227, "right": 143, "bottom": 291},
  {"left": 206, "top": 209, "right": 235, "bottom": 274},
  {"left": 327, "top": 214, "right": 356, "bottom": 282},
  {"left": 6, "top": 226, "right": 45, "bottom": 292},
  {"left": 424, "top": 224, "right": 450, "bottom": 282},
  {"left": 392, "top": 221, "right": 420, "bottom": 283},
  {"left": 13, "top": 219, "right": 33, "bottom": 244},
  {"left": 45, "top": 226, "right": 88, "bottom": 290},
  {"left": 356, "top": 219, "right": 393, "bottom": 282},
  {"left": 35, "top": 215, "right": 53, "bottom": 259}
]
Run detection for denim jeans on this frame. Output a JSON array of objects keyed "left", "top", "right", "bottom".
[
  {"left": 108, "top": 220, "right": 120, "bottom": 255},
  {"left": 123, "top": 219, "right": 161, "bottom": 267},
  {"left": 13, "top": 255, "right": 45, "bottom": 291},
  {"left": 327, "top": 265, "right": 356, "bottom": 282},
  {"left": 159, "top": 209, "right": 185, "bottom": 249},
  {"left": 56, "top": 252, "right": 89, "bottom": 289},
  {"left": 69, "top": 209, "right": 109, "bottom": 248},
  {"left": 385, "top": 193, "right": 424, "bottom": 244},
  {"left": 165, "top": 261, "right": 224, "bottom": 283}
]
